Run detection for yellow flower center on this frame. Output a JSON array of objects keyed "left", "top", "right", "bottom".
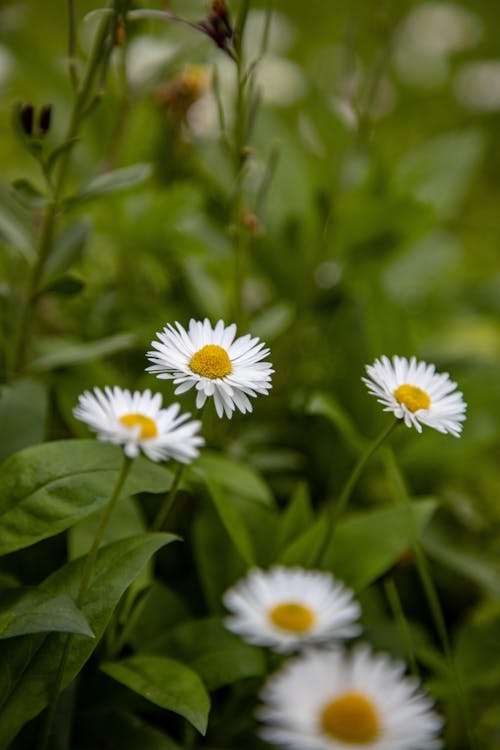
[
  {"left": 269, "top": 602, "right": 316, "bottom": 633},
  {"left": 189, "top": 344, "right": 232, "bottom": 379},
  {"left": 321, "top": 692, "right": 380, "bottom": 744},
  {"left": 119, "top": 413, "right": 158, "bottom": 439},
  {"left": 394, "top": 384, "right": 431, "bottom": 412}
]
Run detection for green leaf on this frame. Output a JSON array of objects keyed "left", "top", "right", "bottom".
[
  {"left": 322, "top": 500, "right": 438, "bottom": 590},
  {"left": 37, "top": 274, "right": 85, "bottom": 297},
  {"left": 191, "top": 451, "right": 273, "bottom": 505},
  {"left": 10, "top": 179, "right": 47, "bottom": 209},
  {"left": 0, "top": 185, "right": 34, "bottom": 262},
  {"left": 0, "top": 533, "right": 176, "bottom": 748},
  {"left": 41, "top": 220, "right": 90, "bottom": 281},
  {"left": 67, "top": 163, "right": 152, "bottom": 208},
  {"left": 148, "top": 617, "right": 265, "bottom": 691},
  {"left": 305, "top": 391, "right": 366, "bottom": 454},
  {"left": 277, "top": 482, "right": 314, "bottom": 551},
  {"left": 0, "top": 379, "right": 48, "bottom": 463},
  {"left": 0, "top": 589, "right": 93, "bottom": 639},
  {"left": 101, "top": 655, "right": 210, "bottom": 735},
  {"left": 278, "top": 516, "right": 328, "bottom": 566},
  {"left": 127, "top": 583, "right": 190, "bottom": 650},
  {"left": 0, "top": 440, "right": 172, "bottom": 554},
  {"left": 29, "top": 332, "right": 137, "bottom": 371},
  {"left": 205, "top": 478, "right": 255, "bottom": 566},
  {"left": 78, "top": 709, "right": 180, "bottom": 750},
  {"left": 45, "top": 138, "right": 79, "bottom": 176}
]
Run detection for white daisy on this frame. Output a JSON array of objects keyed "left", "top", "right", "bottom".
[
  {"left": 74, "top": 386, "right": 204, "bottom": 463},
  {"left": 362, "top": 355, "right": 467, "bottom": 436},
  {"left": 258, "top": 645, "right": 443, "bottom": 749},
  {"left": 223, "top": 566, "right": 361, "bottom": 653},
  {"left": 145, "top": 318, "right": 274, "bottom": 419}
]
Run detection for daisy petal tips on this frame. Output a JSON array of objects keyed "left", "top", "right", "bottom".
[
  {"left": 362, "top": 355, "right": 467, "bottom": 437},
  {"left": 73, "top": 386, "right": 204, "bottom": 463},
  {"left": 146, "top": 318, "right": 274, "bottom": 419},
  {"left": 223, "top": 566, "right": 361, "bottom": 653},
  {"left": 258, "top": 645, "right": 443, "bottom": 749}
]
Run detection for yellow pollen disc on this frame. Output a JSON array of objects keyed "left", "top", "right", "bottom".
[
  {"left": 119, "top": 413, "right": 158, "bottom": 439},
  {"left": 394, "top": 384, "right": 431, "bottom": 412},
  {"left": 269, "top": 602, "right": 315, "bottom": 633},
  {"left": 189, "top": 344, "right": 232, "bottom": 379},
  {"left": 321, "top": 692, "right": 379, "bottom": 744}
]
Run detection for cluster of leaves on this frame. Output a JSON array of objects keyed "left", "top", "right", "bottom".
[{"left": 1, "top": 0, "right": 500, "bottom": 748}]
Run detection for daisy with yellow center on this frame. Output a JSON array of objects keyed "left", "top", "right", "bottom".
[
  {"left": 258, "top": 645, "right": 443, "bottom": 749},
  {"left": 73, "top": 386, "right": 204, "bottom": 463},
  {"left": 362, "top": 355, "right": 466, "bottom": 436},
  {"left": 146, "top": 318, "right": 273, "bottom": 418},
  {"left": 223, "top": 566, "right": 361, "bottom": 653}
]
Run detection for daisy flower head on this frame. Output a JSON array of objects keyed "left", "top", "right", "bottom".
[
  {"left": 146, "top": 318, "right": 273, "bottom": 419},
  {"left": 258, "top": 645, "right": 443, "bottom": 750},
  {"left": 363, "top": 355, "right": 467, "bottom": 437},
  {"left": 74, "top": 386, "right": 204, "bottom": 463},
  {"left": 223, "top": 566, "right": 361, "bottom": 653}
]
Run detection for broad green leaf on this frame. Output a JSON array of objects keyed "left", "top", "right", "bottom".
[
  {"left": 67, "top": 163, "right": 152, "bottom": 207},
  {"left": 277, "top": 482, "right": 314, "bottom": 551},
  {"left": 322, "top": 500, "right": 438, "bottom": 590},
  {"left": 29, "top": 332, "right": 137, "bottom": 371},
  {"left": 0, "top": 379, "right": 48, "bottom": 463},
  {"left": 0, "top": 184, "right": 34, "bottom": 261},
  {"left": 148, "top": 617, "right": 265, "bottom": 691},
  {"left": 278, "top": 516, "right": 328, "bottom": 566},
  {"left": 127, "top": 582, "right": 190, "bottom": 650},
  {"left": 205, "top": 478, "right": 255, "bottom": 566},
  {"left": 0, "top": 440, "right": 172, "bottom": 554},
  {"left": 305, "top": 391, "right": 366, "bottom": 454},
  {"left": 0, "top": 533, "right": 175, "bottom": 748},
  {"left": 41, "top": 220, "right": 90, "bottom": 281},
  {"left": 191, "top": 452, "right": 273, "bottom": 506},
  {"left": 0, "top": 589, "right": 93, "bottom": 639},
  {"left": 101, "top": 655, "right": 210, "bottom": 735}
]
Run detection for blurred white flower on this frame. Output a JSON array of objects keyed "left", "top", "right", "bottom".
[
  {"left": 74, "top": 386, "right": 203, "bottom": 462},
  {"left": 363, "top": 355, "right": 467, "bottom": 436},
  {"left": 223, "top": 566, "right": 361, "bottom": 653},
  {"left": 258, "top": 645, "right": 443, "bottom": 749},
  {"left": 146, "top": 319, "right": 273, "bottom": 418},
  {"left": 454, "top": 61, "right": 500, "bottom": 112}
]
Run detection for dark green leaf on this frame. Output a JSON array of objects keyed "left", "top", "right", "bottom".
[
  {"left": 101, "top": 655, "right": 210, "bottom": 735},
  {"left": 0, "top": 589, "right": 93, "bottom": 639},
  {"left": 278, "top": 516, "right": 327, "bottom": 566},
  {"left": 29, "top": 332, "right": 137, "bottom": 371},
  {"left": 0, "top": 379, "right": 48, "bottom": 463},
  {"left": 305, "top": 391, "right": 366, "bottom": 454},
  {"left": 322, "top": 500, "right": 438, "bottom": 590},
  {"left": 37, "top": 274, "right": 85, "bottom": 297},
  {"left": 205, "top": 478, "right": 255, "bottom": 565},
  {"left": 190, "top": 451, "right": 273, "bottom": 506},
  {"left": 0, "top": 533, "right": 176, "bottom": 748},
  {"left": 42, "top": 220, "right": 90, "bottom": 280},
  {"left": 10, "top": 179, "right": 47, "bottom": 209},
  {"left": 66, "top": 163, "right": 152, "bottom": 208},
  {"left": 277, "top": 482, "right": 314, "bottom": 551},
  {"left": 0, "top": 440, "right": 172, "bottom": 554}
]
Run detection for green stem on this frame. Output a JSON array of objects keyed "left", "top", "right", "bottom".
[
  {"left": 318, "top": 419, "right": 400, "bottom": 564},
  {"left": 37, "top": 455, "right": 132, "bottom": 750},
  {"left": 13, "top": 9, "right": 113, "bottom": 374},
  {"left": 151, "top": 463, "right": 185, "bottom": 531}
]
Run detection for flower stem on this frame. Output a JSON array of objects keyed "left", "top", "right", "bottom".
[
  {"left": 37, "top": 454, "right": 132, "bottom": 750},
  {"left": 384, "top": 577, "right": 419, "bottom": 676},
  {"left": 151, "top": 463, "right": 184, "bottom": 531}
]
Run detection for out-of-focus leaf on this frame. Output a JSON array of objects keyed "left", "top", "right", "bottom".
[
  {"left": 306, "top": 391, "right": 366, "bottom": 454},
  {"left": 37, "top": 274, "right": 85, "bottom": 297},
  {"left": 395, "top": 130, "right": 485, "bottom": 219},
  {"left": 278, "top": 516, "right": 328, "bottom": 566},
  {"left": 191, "top": 452, "right": 273, "bottom": 506},
  {"left": 78, "top": 709, "right": 180, "bottom": 749},
  {"left": 0, "top": 589, "right": 93, "bottom": 639},
  {"left": 205, "top": 478, "right": 255, "bottom": 565},
  {"left": 277, "top": 482, "right": 314, "bottom": 551},
  {"left": 127, "top": 582, "right": 190, "bottom": 650},
  {"left": 10, "top": 179, "right": 47, "bottom": 209},
  {"left": 0, "top": 440, "right": 172, "bottom": 554},
  {"left": 67, "top": 163, "right": 152, "bottom": 207},
  {"left": 0, "top": 185, "right": 34, "bottom": 261},
  {"left": 29, "top": 332, "right": 137, "bottom": 371},
  {"left": 45, "top": 137, "right": 79, "bottom": 175},
  {"left": 0, "top": 533, "right": 175, "bottom": 748},
  {"left": 250, "top": 302, "right": 293, "bottom": 340},
  {"left": 41, "top": 220, "right": 90, "bottom": 281},
  {"left": 149, "top": 617, "right": 265, "bottom": 691},
  {"left": 322, "top": 499, "right": 438, "bottom": 590},
  {"left": 0, "top": 379, "right": 47, "bottom": 463},
  {"left": 101, "top": 655, "right": 210, "bottom": 735}
]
